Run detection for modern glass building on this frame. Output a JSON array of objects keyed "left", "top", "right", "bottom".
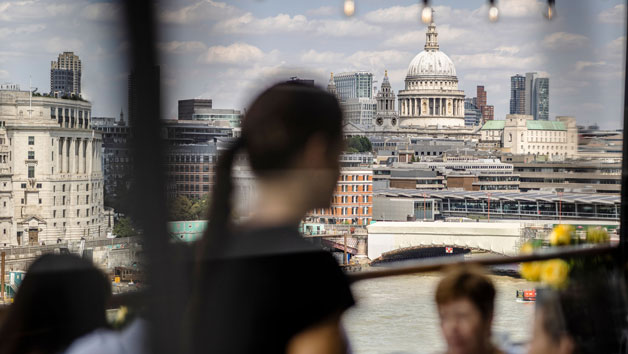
[
  {"left": 534, "top": 77, "right": 550, "bottom": 121},
  {"left": 510, "top": 74, "right": 526, "bottom": 114},
  {"left": 464, "top": 98, "right": 482, "bottom": 126},
  {"left": 334, "top": 71, "right": 373, "bottom": 101}
]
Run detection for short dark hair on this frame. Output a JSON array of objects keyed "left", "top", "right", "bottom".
[{"left": 435, "top": 266, "right": 496, "bottom": 320}]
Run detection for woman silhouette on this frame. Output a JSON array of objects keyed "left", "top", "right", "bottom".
[{"left": 189, "top": 81, "right": 354, "bottom": 353}]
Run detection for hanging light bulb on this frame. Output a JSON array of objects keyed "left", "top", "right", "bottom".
[
  {"left": 344, "top": 0, "right": 355, "bottom": 17},
  {"left": 543, "top": 0, "right": 556, "bottom": 20},
  {"left": 488, "top": 0, "right": 499, "bottom": 22},
  {"left": 421, "top": 0, "right": 432, "bottom": 24}
]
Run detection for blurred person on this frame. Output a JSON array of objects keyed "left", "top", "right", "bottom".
[
  {"left": 435, "top": 266, "right": 502, "bottom": 354},
  {"left": 188, "top": 82, "right": 354, "bottom": 353},
  {"left": 0, "top": 254, "right": 110, "bottom": 354},
  {"left": 528, "top": 276, "right": 627, "bottom": 354}
]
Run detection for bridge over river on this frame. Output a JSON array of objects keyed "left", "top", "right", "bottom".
[{"left": 367, "top": 221, "right": 525, "bottom": 261}]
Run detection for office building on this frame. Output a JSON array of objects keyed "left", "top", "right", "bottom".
[
  {"left": 50, "top": 52, "right": 82, "bottom": 96},
  {"left": 93, "top": 112, "right": 131, "bottom": 201},
  {"left": 510, "top": 74, "right": 526, "bottom": 114},
  {"left": 333, "top": 71, "right": 373, "bottom": 101},
  {"left": 464, "top": 99, "right": 482, "bottom": 126},
  {"left": 480, "top": 114, "right": 578, "bottom": 159},
  {"left": 0, "top": 86, "right": 109, "bottom": 245},
  {"left": 178, "top": 99, "right": 213, "bottom": 120},
  {"left": 309, "top": 168, "right": 373, "bottom": 225},
  {"left": 523, "top": 73, "right": 550, "bottom": 120}
]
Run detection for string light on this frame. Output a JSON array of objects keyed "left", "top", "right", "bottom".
[
  {"left": 344, "top": 0, "right": 355, "bottom": 17},
  {"left": 544, "top": 0, "right": 556, "bottom": 20},
  {"left": 421, "top": 0, "right": 432, "bottom": 24},
  {"left": 488, "top": 0, "right": 499, "bottom": 22}
]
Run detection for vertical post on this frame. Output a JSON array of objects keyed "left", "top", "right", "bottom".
[
  {"left": 343, "top": 232, "right": 348, "bottom": 265},
  {"left": 1, "top": 251, "right": 5, "bottom": 301},
  {"left": 558, "top": 192, "right": 563, "bottom": 222},
  {"left": 487, "top": 193, "right": 491, "bottom": 222},
  {"left": 423, "top": 193, "right": 427, "bottom": 221}
]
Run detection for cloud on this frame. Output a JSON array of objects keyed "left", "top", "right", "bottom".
[
  {"left": 81, "top": 2, "right": 121, "bottom": 22},
  {"left": 0, "top": 24, "right": 46, "bottom": 39},
  {"left": 160, "top": 0, "right": 240, "bottom": 24},
  {"left": 364, "top": 4, "right": 419, "bottom": 24},
  {"left": 497, "top": 0, "right": 543, "bottom": 17},
  {"left": 300, "top": 50, "right": 345, "bottom": 64},
  {"left": 44, "top": 37, "right": 83, "bottom": 54},
  {"left": 0, "top": 70, "right": 8, "bottom": 79},
  {"left": 159, "top": 41, "right": 207, "bottom": 54},
  {"left": 213, "top": 13, "right": 309, "bottom": 34},
  {"left": 606, "top": 36, "right": 626, "bottom": 58},
  {"left": 542, "top": 32, "right": 589, "bottom": 49},
  {"left": 198, "top": 42, "right": 276, "bottom": 65},
  {"left": 306, "top": 6, "right": 336, "bottom": 17},
  {"left": 494, "top": 46, "right": 520, "bottom": 55},
  {"left": 574, "top": 61, "right": 607, "bottom": 72},
  {"left": 451, "top": 52, "right": 543, "bottom": 70},
  {"left": 0, "top": 0, "right": 78, "bottom": 22},
  {"left": 314, "top": 19, "right": 380, "bottom": 37},
  {"left": 598, "top": 4, "right": 625, "bottom": 24}
]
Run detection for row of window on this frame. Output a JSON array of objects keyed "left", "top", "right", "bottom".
[
  {"left": 333, "top": 195, "right": 371, "bottom": 204},
  {"left": 339, "top": 184, "right": 371, "bottom": 192},
  {"left": 340, "top": 174, "right": 371, "bottom": 181}
]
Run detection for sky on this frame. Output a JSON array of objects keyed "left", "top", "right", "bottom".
[{"left": 0, "top": 0, "right": 626, "bottom": 128}]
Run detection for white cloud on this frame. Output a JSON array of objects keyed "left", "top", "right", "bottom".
[
  {"left": 81, "top": 2, "right": 121, "bottom": 22},
  {"left": 306, "top": 6, "right": 336, "bottom": 17},
  {"left": 0, "top": 24, "right": 45, "bottom": 39},
  {"left": 159, "top": 41, "right": 207, "bottom": 54},
  {"left": 0, "top": 0, "right": 79, "bottom": 22},
  {"left": 213, "top": 13, "right": 309, "bottom": 34},
  {"left": 300, "top": 50, "right": 345, "bottom": 64},
  {"left": 497, "top": 0, "right": 543, "bottom": 17},
  {"left": 598, "top": 4, "right": 625, "bottom": 24},
  {"left": 451, "top": 52, "right": 543, "bottom": 70},
  {"left": 364, "top": 4, "right": 419, "bottom": 24},
  {"left": 0, "top": 70, "right": 8, "bottom": 79},
  {"left": 606, "top": 36, "right": 626, "bottom": 58},
  {"left": 574, "top": 61, "right": 607, "bottom": 72},
  {"left": 160, "top": 0, "right": 240, "bottom": 25},
  {"left": 542, "top": 32, "right": 589, "bottom": 49},
  {"left": 314, "top": 19, "right": 380, "bottom": 37},
  {"left": 494, "top": 46, "right": 520, "bottom": 55},
  {"left": 198, "top": 42, "right": 276, "bottom": 65}
]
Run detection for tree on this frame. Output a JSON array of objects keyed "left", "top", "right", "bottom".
[
  {"left": 346, "top": 136, "right": 372, "bottom": 153},
  {"left": 168, "top": 194, "right": 211, "bottom": 221},
  {"left": 113, "top": 217, "right": 138, "bottom": 238}
]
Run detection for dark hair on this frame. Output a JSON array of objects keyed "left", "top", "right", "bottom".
[
  {"left": 537, "top": 274, "right": 628, "bottom": 354},
  {"left": 435, "top": 266, "right": 496, "bottom": 320},
  {"left": 0, "top": 254, "right": 111, "bottom": 354},
  {"left": 200, "top": 81, "right": 343, "bottom": 256}
]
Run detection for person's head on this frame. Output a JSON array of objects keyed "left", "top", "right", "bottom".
[
  {"left": 207, "top": 81, "right": 343, "bottom": 233},
  {"left": 528, "top": 277, "right": 626, "bottom": 354},
  {"left": 435, "top": 266, "right": 496, "bottom": 354},
  {"left": 0, "top": 254, "right": 111, "bottom": 354},
  {"left": 528, "top": 291, "right": 574, "bottom": 354}
]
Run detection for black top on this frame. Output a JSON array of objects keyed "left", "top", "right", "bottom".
[{"left": 192, "top": 225, "right": 355, "bottom": 353}]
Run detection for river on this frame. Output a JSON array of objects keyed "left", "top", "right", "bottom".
[{"left": 343, "top": 272, "right": 535, "bottom": 354}]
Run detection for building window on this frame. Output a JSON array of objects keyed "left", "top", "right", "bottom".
[
  {"left": 28, "top": 136, "right": 34, "bottom": 145},
  {"left": 28, "top": 166, "right": 35, "bottom": 178},
  {"left": 62, "top": 210, "right": 66, "bottom": 218},
  {"left": 36, "top": 183, "right": 42, "bottom": 188},
  {"left": 21, "top": 183, "right": 26, "bottom": 188},
  {"left": 28, "top": 151, "right": 35, "bottom": 160}
]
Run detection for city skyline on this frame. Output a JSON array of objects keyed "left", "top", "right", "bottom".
[{"left": 0, "top": 0, "right": 625, "bottom": 128}]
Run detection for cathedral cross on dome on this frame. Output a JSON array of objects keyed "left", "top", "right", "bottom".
[{"left": 424, "top": 9, "right": 439, "bottom": 52}]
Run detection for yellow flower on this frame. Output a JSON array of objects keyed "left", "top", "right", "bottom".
[
  {"left": 115, "top": 306, "right": 128, "bottom": 323},
  {"left": 520, "top": 261, "right": 542, "bottom": 282},
  {"left": 520, "top": 242, "right": 535, "bottom": 254},
  {"left": 586, "top": 227, "right": 609, "bottom": 244},
  {"left": 540, "top": 259, "right": 570, "bottom": 288},
  {"left": 549, "top": 224, "right": 573, "bottom": 246}
]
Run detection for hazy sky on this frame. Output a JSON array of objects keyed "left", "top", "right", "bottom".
[{"left": 0, "top": 0, "right": 625, "bottom": 128}]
